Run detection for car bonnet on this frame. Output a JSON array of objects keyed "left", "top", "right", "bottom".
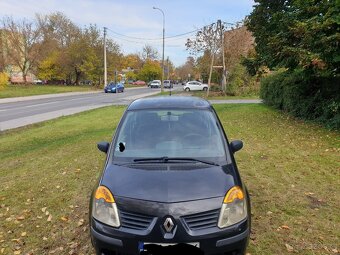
[{"left": 100, "top": 164, "right": 236, "bottom": 203}]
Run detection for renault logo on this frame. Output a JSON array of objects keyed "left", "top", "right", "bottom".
[{"left": 163, "top": 217, "right": 174, "bottom": 232}]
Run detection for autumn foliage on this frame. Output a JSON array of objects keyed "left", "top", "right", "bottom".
[
  {"left": 247, "top": 0, "right": 339, "bottom": 129},
  {"left": 0, "top": 72, "right": 8, "bottom": 90}
]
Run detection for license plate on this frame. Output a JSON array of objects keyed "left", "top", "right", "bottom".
[{"left": 142, "top": 242, "right": 200, "bottom": 248}]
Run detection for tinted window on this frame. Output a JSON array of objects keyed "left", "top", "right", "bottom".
[{"left": 113, "top": 109, "right": 226, "bottom": 162}]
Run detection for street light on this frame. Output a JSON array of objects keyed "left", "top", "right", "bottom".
[{"left": 153, "top": 6, "right": 165, "bottom": 92}]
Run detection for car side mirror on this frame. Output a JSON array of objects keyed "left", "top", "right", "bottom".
[
  {"left": 97, "top": 141, "right": 110, "bottom": 153},
  {"left": 230, "top": 140, "right": 243, "bottom": 153}
]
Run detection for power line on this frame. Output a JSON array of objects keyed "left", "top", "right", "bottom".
[
  {"left": 106, "top": 27, "right": 199, "bottom": 41},
  {"left": 106, "top": 32, "right": 185, "bottom": 47},
  {"left": 105, "top": 21, "right": 231, "bottom": 42}
]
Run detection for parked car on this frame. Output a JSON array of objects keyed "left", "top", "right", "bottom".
[
  {"left": 183, "top": 81, "right": 208, "bottom": 91},
  {"left": 33, "top": 79, "right": 43, "bottom": 85},
  {"left": 163, "top": 80, "right": 173, "bottom": 88},
  {"left": 133, "top": 80, "right": 146, "bottom": 86},
  {"left": 104, "top": 82, "right": 124, "bottom": 93},
  {"left": 90, "top": 96, "right": 251, "bottom": 255},
  {"left": 149, "top": 80, "right": 161, "bottom": 88}
]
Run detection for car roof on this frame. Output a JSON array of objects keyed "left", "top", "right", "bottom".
[{"left": 127, "top": 96, "right": 212, "bottom": 110}]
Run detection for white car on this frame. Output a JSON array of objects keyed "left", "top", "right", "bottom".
[
  {"left": 183, "top": 81, "right": 208, "bottom": 91},
  {"left": 33, "top": 79, "right": 43, "bottom": 85},
  {"left": 149, "top": 80, "right": 161, "bottom": 88}
]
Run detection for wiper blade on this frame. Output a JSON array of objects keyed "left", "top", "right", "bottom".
[{"left": 133, "top": 157, "right": 219, "bottom": 166}]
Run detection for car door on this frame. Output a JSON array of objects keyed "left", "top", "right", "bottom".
[{"left": 192, "top": 81, "right": 200, "bottom": 91}]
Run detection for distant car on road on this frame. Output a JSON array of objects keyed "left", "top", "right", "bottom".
[
  {"left": 183, "top": 81, "right": 208, "bottom": 91},
  {"left": 133, "top": 80, "right": 146, "bottom": 86},
  {"left": 104, "top": 82, "right": 124, "bottom": 93},
  {"left": 33, "top": 79, "right": 43, "bottom": 85},
  {"left": 149, "top": 80, "right": 161, "bottom": 88},
  {"left": 163, "top": 80, "right": 173, "bottom": 88}
]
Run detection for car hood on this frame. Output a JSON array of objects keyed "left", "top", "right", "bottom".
[{"left": 100, "top": 163, "right": 236, "bottom": 203}]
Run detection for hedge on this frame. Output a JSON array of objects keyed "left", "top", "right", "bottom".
[{"left": 260, "top": 69, "right": 340, "bottom": 129}]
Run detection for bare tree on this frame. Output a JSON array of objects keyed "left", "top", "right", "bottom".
[
  {"left": 186, "top": 22, "right": 221, "bottom": 95},
  {"left": 141, "top": 44, "right": 159, "bottom": 62},
  {"left": 2, "top": 17, "right": 44, "bottom": 83}
]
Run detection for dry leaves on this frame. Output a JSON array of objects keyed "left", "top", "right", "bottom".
[
  {"left": 285, "top": 243, "right": 294, "bottom": 252},
  {"left": 77, "top": 219, "right": 84, "bottom": 227}
]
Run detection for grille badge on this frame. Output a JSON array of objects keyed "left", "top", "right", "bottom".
[{"left": 163, "top": 217, "right": 174, "bottom": 232}]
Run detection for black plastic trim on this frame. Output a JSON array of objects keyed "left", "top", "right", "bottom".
[
  {"left": 216, "top": 228, "right": 249, "bottom": 247},
  {"left": 91, "top": 226, "right": 123, "bottom": 247}
]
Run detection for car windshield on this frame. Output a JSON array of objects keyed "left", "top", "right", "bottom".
[{"left": 113, "top": 109, "right": 226, "bottom": 163}]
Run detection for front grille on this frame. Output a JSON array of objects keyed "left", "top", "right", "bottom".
[
  {"left": 182, "top": 209, "right": 220, "bottom": 230},
  {"left": 120, "top": 211, "right": 154, "bottom": 230}
]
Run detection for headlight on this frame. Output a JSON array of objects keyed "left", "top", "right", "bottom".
[
  {"left": 218, "top": 186, "right": 247, "bottom": 228},
  {"left": 92, "top": 186, "right": 120, "bottom": 227}
]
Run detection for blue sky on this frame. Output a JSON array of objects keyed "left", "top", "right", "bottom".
[{"left": 0, "top": 0, "right": 255, "bottom": 66}]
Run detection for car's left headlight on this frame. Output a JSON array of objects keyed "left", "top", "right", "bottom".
[
  {"left": 218, "top": 186, "right": 247, "bottom": 228},
  {"left": 92, "top": 186, "right": 120, "bottom": 227}
]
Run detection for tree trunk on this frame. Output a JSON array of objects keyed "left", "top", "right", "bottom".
[
  {"left": 74, "top": 67, "right": 81, "bottom": 85},
  {"left": 207, "top": 53, "right": 215, "bottom": 97}
]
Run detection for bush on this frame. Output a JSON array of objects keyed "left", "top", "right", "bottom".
[
  {"left": 227, "top": 64, "right": 260, "bottom": 96},
  {"left": 0, "top": 72, "right": 9, "bottom": 90},
  {"left": 260, "top": 69, "right": 340, "bottom": 129}
]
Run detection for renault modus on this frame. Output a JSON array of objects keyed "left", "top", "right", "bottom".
[{"left": 90, "top": 96, "right": 251, "bottom": 255}]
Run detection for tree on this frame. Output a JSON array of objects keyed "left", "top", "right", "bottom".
[
  {"left": 138, "top": 60, "right": 162, "bottom": 82},
  {"left": 2, "top": 17, "right": 44, "bottom": 83},
  {"left": 247, "top": 0, "right": 339, "bottom": 74},
  {"left": 175, "top": 57, "right": 197, "bottom": 81},
  {"left": 186, "top": 21, "right": 223, "bottom": 94},
  {"left": 141, "top": 45, "right": 159, "bottom": 62},
  {"left": 122, "top": 54, "right": 143, "bottom": 71},
  {"left": 224, "top": 25, "right": 254, "bottom": 72}
]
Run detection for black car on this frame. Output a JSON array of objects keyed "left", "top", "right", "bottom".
[{"left": 90, "top": 96, "right": 250, "bottom": 255}]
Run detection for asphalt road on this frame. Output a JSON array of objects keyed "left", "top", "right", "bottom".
[
  {"left": 0, "top": 85, "right": 261, "bottom": 131},
  {"left": 0, "top": 87, "right": 164, "bottom": 131}
]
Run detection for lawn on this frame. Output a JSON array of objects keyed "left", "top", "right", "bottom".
[
  {"left": 0, "top": 84, "right": 100, "bottom": 99},
  {"left": 0, "top": 104, "right": 339, "bottom": 255},
  {"left": 154, "top": 89, "right": 260, "bottom": 99}
]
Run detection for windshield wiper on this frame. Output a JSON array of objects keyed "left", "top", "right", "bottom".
[{"left": 133, "top": 157, "right": 219, "bottom": 166}]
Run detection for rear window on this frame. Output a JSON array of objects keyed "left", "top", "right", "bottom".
[{"left": 113, "top": 109, "right": 226, "bottom": 162}]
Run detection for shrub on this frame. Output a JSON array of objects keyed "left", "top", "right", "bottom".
[
  {"left": 0, "top": 72, "right": 9, "bottom": 90},
  {"left": 260, "top": 69, "right": 340, "bottom": 129},
  {"left": 227, "top": 63, "right": 260, "bottom": 96}
]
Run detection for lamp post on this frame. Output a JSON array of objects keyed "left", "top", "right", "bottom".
[{"left": 153, "top": 6, "right": 165, "bottom": 92}]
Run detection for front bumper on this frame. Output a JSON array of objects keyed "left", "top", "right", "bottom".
[
  {"left": 91, "top": 221, "right": 249, "bottom": 255},
  {"left": 90, "top": 195, "right": 250, "bottom": 255}
]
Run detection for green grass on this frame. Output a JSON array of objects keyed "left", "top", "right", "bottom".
[
  {"left": 0, "top": 84, "right": 100, "bottom": 99},
  {"left": 153, "top": 90, "right": 259, "bottom": 99},
  {"left": 194, "top": 91, "right": 259, "bottom": 100},
  {"left": 0, "top": 104, "right": 339, "bottom": 254}
]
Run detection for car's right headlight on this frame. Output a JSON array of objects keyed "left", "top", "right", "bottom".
[
  {"left": 92, "top": 186, "right": 120, "bottom": 227},
  {"left": 218, "top": 186, "right": 247, "bottom": 228}
]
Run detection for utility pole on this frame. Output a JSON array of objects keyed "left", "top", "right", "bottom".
[
  {"left": 167, "top": 56, "right": 170, "bottom": 80},
  {"left": 103, "top": 27, "right": 107, "bottom": 89},
  {"left": 218, "top": 20, "right": 227, "bottom": 92},
  {"left": 153, "top": 7, "right": 165, "bottom": 92}
]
